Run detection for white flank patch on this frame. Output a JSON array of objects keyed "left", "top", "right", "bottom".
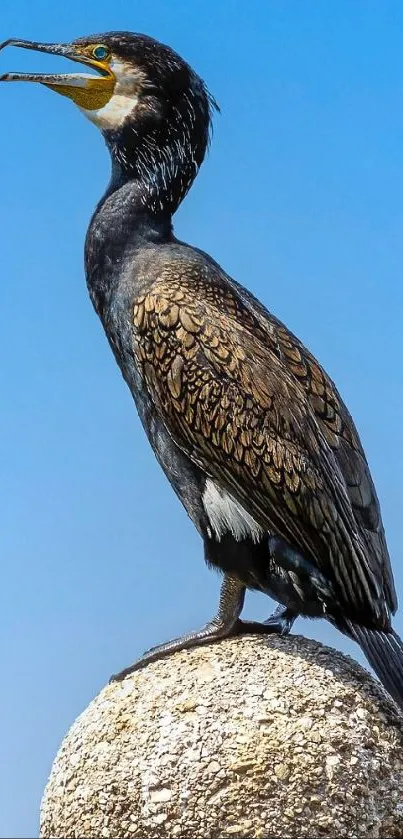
[
  {"left": 79, "top": 58, "right": 144, "bottom": 130},
  {"left": 203, "top": 478, "right": 264, "bottom": 543}
]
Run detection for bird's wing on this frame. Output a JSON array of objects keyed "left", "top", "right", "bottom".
[
  {"left": 224, "top": 278, "right": 397, "bottom": 613},
  {"left": 131, "top": 266, "right": 389, "bottom": 622}
]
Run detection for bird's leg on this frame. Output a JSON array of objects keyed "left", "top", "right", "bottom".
[
  {"left": 110, "top": 574, "right": 246, "bottom": 681},
  {"left": 236, "top": 605, "right": 297, "bottom": 637},
  {"left": 262, "top": 604, "right": 297, "bottom": 634},
  {"left": 231, "top": 535, "right": 307, "bottom": 637}
]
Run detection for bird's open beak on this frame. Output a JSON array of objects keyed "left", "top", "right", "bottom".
[{"left": 0, "top": 39, "right": 115, "bottom": 110}]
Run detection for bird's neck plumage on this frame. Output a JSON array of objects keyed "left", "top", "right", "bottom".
[
  {"left": 85, "top": 85, "right": 212, "bottom": 318},
  {"left": 86, "top": 175, "right": 171, "bottom": 309}
]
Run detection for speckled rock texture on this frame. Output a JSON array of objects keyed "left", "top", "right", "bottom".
[{"left": 40, "top": 634, "right": 403, "bottom": 838}]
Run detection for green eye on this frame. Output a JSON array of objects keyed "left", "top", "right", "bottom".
[{"left": 93, "top": 45, "right": 110, "bottom": 61}]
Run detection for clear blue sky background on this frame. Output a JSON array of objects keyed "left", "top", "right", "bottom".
[{"left": 1, "top": 1, "right": 402, "bottom": 836}]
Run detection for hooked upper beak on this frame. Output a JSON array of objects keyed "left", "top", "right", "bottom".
[
  {"left": 0, "top": 38, "right": 113, "bottom": 84},
  {"left": 0, "top": 39, "right": 115, "bottom": 110}
]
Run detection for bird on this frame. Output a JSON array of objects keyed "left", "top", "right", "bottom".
[{"left": 1, "top": 31, "right": 403, "bottom": 710}]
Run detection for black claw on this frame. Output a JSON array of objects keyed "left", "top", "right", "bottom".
[
  {"left": 232, "top": 609, "right": 296, "bottom": 638},
  {"left": 109, "top": 663, "right": 142, "bottom": 683},
  {"left": 233, "top": 606, "right": 297, "bottom": 638},
  {"left": 109, "top": 646, "right": 173, "bottom": 681},
  {"left": 109, "top": 621, "right": 238, "bottom": 681},
  {"left": 262, "top": 617, "right": 292, "bottom": 635},
  {"left": 263, "top": 605, "right": 297, "bottom": 635},
  {"left": 108, "top": 575, "right": 246, "bottom": 682}
]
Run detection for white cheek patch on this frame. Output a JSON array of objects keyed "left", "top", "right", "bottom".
[
  {"left": 79, "top": 58, "right": 144, "bottom": 131},
  {"left": 80, "top": 92, "right": 139, "bottom": 130}
]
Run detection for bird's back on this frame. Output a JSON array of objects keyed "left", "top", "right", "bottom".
[
  {"left": 122, "top": 240, "right": 397, "bottom": 626},
  {"left": 223, "top": 266, "right": 397, "bottom": 615}
]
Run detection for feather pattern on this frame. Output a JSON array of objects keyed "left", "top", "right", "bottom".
[{"left": 131, "top": 256, "right": 395, "bottom": 627}]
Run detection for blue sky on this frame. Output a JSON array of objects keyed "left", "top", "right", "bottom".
[{"left": 1, "top": 1, "right": 403, "bottom": 835}]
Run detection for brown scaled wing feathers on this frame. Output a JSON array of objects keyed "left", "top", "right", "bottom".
[{"left": 132, "top": 261, "right": 395, "bottom": 622}]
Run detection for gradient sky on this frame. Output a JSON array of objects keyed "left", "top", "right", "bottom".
[{"left": 1, "top": 2, "right": 403, "bottom": 836}]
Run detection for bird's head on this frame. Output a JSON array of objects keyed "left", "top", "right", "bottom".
[{"left": 0, "top": 32, "right": 218, "bottom": 211}]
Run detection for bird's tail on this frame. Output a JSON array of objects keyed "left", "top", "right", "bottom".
[{"left": 346, "top": 621, "right": 403, "bottom": 714}]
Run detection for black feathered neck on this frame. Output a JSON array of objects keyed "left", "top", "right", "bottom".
[
  {"left": 103, "top": 70, "right": 217, "bottom": 218},
  {"left": 85, "top": 37, "right": 218, "bottom": 318}
]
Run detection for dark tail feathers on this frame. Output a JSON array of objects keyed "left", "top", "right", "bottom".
[{"left": 346, "top": 621, "right": 403, "bottom": 713}]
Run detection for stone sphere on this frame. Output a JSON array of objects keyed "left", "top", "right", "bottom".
[{"left": 40, "top": 634, "right": 403, "bottom": 838}]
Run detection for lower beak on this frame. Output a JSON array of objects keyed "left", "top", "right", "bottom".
[{"left": 0, "top": 39, "right": 114, "bottom": 109}]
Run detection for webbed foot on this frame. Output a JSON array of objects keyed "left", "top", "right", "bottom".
[
  {"left": 110, "top": 574, "right": 246, "bottom": 681},
  {"left": 234, "top": 605, "right": 297, "bottom": 637}
]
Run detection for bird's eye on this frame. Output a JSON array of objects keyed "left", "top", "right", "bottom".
[{"left": 92, "top": 45, "right": 110, "bottom": 61}]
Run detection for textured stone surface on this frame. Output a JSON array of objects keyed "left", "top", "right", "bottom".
[{"left": 40, "top": 634, "right": 403, "bottom": 838}]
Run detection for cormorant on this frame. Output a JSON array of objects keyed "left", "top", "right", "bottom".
[{"left": 2, "top": 32, "right": 403, "bottom": 710}]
